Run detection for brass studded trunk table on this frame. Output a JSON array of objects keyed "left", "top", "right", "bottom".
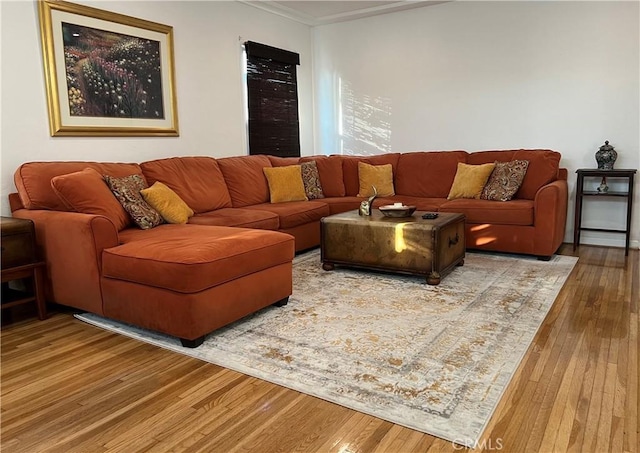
[{"left": 320, "top": 210, "right": 465, "bottom": 285}]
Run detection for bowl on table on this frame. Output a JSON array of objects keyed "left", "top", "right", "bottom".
[{"left": 378, "top": 204, "right": 417, "bottom": 218}]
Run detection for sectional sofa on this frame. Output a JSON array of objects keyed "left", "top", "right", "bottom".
[{"left": 9, "top": 149, "right": 567, "bottom": 346}]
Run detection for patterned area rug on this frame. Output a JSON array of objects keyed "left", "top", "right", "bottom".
[{"left": 76, "top": 249, "right": 577, "bottom": 447}]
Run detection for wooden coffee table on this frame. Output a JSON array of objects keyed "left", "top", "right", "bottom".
[{"left": 320, "top": 210, "right": 465, "bottom": 285}]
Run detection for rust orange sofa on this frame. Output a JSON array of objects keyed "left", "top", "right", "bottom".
[{"left": 9, "top": 149, "right": 567, "bottom": 345}]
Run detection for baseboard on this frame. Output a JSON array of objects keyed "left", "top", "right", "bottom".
[{"left": 569, "top": 234, "right": 640, "bottom": 250}]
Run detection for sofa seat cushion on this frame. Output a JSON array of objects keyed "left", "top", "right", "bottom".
[
  {"left": 317, "top": 197, "right": 362, "bottom": 215},
  {"left": 104, "top": 224, "right": 294, "bottom": 293},
  {"left": 467, "top": 149, "right": 560, "bottom": 200},
  {"left": 186, "top": 208, "right": 279, "bottom": 230},
  {"left": 140, "top": 157, "right": 232, "bottom": 213},
  {"left": 439, "top": 199, "right": 534, "bottom": 226},
  {"left": 245, "top": 201, "right": 330, "bottom": 229}
]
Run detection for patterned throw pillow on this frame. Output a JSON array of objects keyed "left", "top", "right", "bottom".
[
  {"left": 481, "top": 160, "right": 530, "bottom": 201},
  {"left": 104, "top": 174, "right": 164, "bottom": 229},
  {"left": 300, "top": 161, "right": 324, "bottom": 200}
]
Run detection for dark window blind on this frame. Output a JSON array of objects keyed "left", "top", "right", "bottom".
[{"left": 245, "top": 41, "right": 300, "bottom": 157}]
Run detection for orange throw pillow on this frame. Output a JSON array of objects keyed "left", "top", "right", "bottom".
[{"left": 51, "top": 168, "right": 130, "bottom": 231}]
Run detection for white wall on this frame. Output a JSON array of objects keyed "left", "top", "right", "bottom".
[
  {"left": 0, "top": 0, "right": 313, "bottom": 214},
  {"left": 313, "top": 1, "right": 640, "bottom": 249},
  {"left": 2, "top": 0, "right": 638, "bottom": 250}
]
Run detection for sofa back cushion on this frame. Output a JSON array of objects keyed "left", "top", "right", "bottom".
[
  {"left": 267, "top": 155, "right": 301, "bottom": 167},
  {"left": 467, "top": 149, "right": 561, "bottom": 199},
  {"left": 14, "top": 161, "right": 143, "bottom": 211},
  {"left": 342, "top": 153, "right": 400, "bottom": 196},
  {"left": 395, "top": 151, "right": 469, "bottom": 198},
  {"left": 217, "top": 155, "right": 272, "bottom": 207},
  {"left": 140, "top": 157, "right": 232, "bottom": 213},
  {"left": 299, "top": 156, "right": 345, "bottom": 197}
]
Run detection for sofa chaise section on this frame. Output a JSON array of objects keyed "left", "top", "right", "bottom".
[{"left": 104, "top": 225, "right": 294, "bottom": 347}]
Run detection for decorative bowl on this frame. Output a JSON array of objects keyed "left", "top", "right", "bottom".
[{"left": 378, "top": 205, "right": 417, "bottom": 218}]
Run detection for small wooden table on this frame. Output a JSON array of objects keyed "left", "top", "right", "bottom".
[
  {"left": 573, "top": 169, "right": 636, "bottom": 256},
  {"left": 1, "top": 217, "right": 47, "bottom": 320},
  {"left": 320, "top": 210, "right": 465, "bottom": 285}
]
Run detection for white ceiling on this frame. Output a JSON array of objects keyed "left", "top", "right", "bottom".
[{"left": 241, "top": 1, "right": 449, "bottom": 26}]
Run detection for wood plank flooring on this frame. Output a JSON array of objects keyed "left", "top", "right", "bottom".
[{"left": 1, "top": 244, "right": 637, "bottom": 453}]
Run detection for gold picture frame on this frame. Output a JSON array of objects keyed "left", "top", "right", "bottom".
[{"left": 38, "top": 0, "right": 179, "bottom": 136}]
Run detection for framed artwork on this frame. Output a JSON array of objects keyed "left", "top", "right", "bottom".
[{"left": 38, "top": 0, "right": 179, "bottom": 136}]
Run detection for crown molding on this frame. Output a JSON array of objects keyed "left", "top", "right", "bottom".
[{"left": 239, "top": 1, "right": 450, "bottom": 26}]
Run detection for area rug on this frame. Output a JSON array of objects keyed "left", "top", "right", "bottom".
[{"left": 76, "top": 249, "right": 577, "bottom": 447}]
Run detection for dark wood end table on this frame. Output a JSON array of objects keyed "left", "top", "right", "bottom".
[
  {"left": 1, "top": 217, "right": 47, "bottom": 320},
  {"left": 573, "top": 168, "right": 637, "bottom": 256}
]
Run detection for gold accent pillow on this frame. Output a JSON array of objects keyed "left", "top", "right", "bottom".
[
  {"left": 357, "top": 162, "right": 395, "bottom": 197},
  {"left": 263, "top": 165, "right": 308, "bottom": 203},
  {"left": 447, "top": 162, "right": 496, "bottom": 200},
  {"left": 140, "top": 181, "right": 194, "bottom": 224}
]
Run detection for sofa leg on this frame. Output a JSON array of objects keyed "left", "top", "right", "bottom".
[
  {"left": 180, "top": 336, "right": 205, "bottom": 348},
  {"left": 537, "top": 255, "right": 552, "bottom": 261},
  {"left": 273, "top": 296, "right": 289, "bottom": 307}
]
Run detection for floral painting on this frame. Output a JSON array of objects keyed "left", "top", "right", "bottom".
[
  {"left": 63, "top": 24, "right": 164, "bottom": 119},
  {"left": 39, "top": 0, "right": 178, "bottom": 136}
]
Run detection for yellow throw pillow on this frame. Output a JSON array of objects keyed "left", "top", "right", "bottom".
[
  {"left": 140, "top": 181, "right": 194, "bottom": 224},
  {"left": 447, "top": 162, "right": 496, "bottom": 200},
  {"left": 263, "top": 165, "right": 308, "bottom": 203},
  {"left": 358, "top": 162, "right": 395, "bottom": 197}
]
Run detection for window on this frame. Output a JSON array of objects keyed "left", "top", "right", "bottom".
[{"left": 245, "top": 41, "right": 300, "bottom": 157}]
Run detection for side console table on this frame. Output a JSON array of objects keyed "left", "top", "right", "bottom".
[
  {"left": 1, "top": 217, "right": 47, "bottom": 320},
  {"left": 573, "top": 169, "right": 637, "bottom": 256}
]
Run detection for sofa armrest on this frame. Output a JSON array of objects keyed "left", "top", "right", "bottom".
[
  {"left": 533, "top": 177, "right": 568, "bottom": 257},
  {"left": 11, "top": 209, "right": 119, "bottom": 314}
]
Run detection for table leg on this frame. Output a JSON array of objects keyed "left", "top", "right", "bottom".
[
  {"left": 573, "top": 173, "right": 584, "bottom": 251},
  {"left": 322, "top": 262, "right": 335, "bottom": 271},
  {"left": 33, "top": 265, "right": 47, "bottom": 320},
  {"left": 624, "top": 173, "right": 635, "bottom": 256},
  {"left": 427, "top": 271, "right": 441, "bottom": 286}
]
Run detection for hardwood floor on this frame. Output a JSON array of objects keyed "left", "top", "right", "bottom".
[{"left": 1, "top": 244, "right": 637, "bottom": 453}]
